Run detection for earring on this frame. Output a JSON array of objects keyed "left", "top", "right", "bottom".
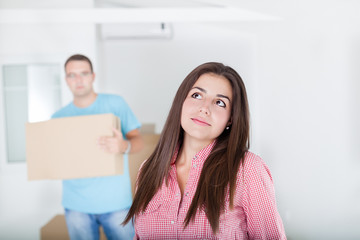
[{"left": 226, "top": 126, "right": 230, "bottom": 130}]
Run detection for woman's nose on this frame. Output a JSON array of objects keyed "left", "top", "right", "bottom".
[{"left": 199, "top": 101, "right": 210, "bottom": 115}]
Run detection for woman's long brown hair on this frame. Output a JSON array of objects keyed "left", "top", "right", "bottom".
[{"left": 123, "top": 62, "right": 250, "bottom": 234}]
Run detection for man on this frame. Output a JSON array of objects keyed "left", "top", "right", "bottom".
[{"left": 52, "top": 54, "right": 143, "bottom": 240}]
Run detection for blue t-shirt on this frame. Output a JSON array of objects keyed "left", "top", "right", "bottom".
[{"left": 52, "top": 93, "right": 141, "bottom": 213}]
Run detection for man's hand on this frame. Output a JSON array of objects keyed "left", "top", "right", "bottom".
[{"left": 98, "top": 128, "right": 129, "bottom": 154}]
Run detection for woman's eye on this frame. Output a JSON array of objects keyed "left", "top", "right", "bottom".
[
  {"left": 191, "top": 93, "right": 202, "bottom": 99},
  {"left": 216, "top": 100, "right": 226, "bottom": 107}
]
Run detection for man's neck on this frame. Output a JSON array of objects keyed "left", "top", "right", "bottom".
[{"left": 73, "top": 92, "right": 98, "bottom": 108}]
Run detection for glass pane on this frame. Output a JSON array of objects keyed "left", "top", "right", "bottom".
[
  {"left": 28, "top": 64, "right": 61, "bottom": 122},
  {"left": 2, "top": 63, "right": 62, "bottom": 163},
  {"left": 4, "top": 90, "right": 28, "bottom": 163},
  {"left": 3, "top": 65, "right": 27, "bottom": 87},
  {"left": 28, "top": 64, "right": 60, "bottom": 86}
]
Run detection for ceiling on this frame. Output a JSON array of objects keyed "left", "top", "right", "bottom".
[
  {"left": 94, "top": 0, "right": 228, "bottom": 8},
  {"left": 0, "top": 0, "right": 281, "bottom": 24}
]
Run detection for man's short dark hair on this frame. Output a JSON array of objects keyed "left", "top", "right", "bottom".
[{"left": 64, "top": 54, "right": 93, "bottom": 73}]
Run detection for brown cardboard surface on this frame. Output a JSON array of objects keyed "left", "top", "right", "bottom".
[
  {"left": 26, "top": 113, "right": 123, "bottom": 180},
  {"left": 40, "top": 215, "right": 70, "bottom": 240},
  {"left": 128, "top": 134, "right": 160, "bottom": 196}
]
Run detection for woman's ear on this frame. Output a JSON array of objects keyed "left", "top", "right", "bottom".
[{"left": 227, "top": 117, "right": 232, "bottom": 126}]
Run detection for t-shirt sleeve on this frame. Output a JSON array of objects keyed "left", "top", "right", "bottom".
[{"left": 114, "top": 96, "right": 141, "bottom": 136}]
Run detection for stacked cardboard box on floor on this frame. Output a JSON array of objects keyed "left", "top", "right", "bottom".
[{"left": 40, "top": 214, "right": 107, "bottom": 240}]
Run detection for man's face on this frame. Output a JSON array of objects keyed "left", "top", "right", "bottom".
[{"left": 65, "top": 60, "right": 95, "bottom": 98}]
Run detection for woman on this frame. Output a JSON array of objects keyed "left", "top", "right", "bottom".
[{"left": 124, "top": 62, "right": 286, "bottom": 239}]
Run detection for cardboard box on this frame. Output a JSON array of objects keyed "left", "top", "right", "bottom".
[
  {"left": 128, "top": 133, "right": 160, "bottom": 196},
  {"left": 26, "top": 113, "right": 123, "bottom": 180}
]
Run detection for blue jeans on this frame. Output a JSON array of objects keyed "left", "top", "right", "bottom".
[{"left": 64, "top": 208, "right": 134, "bottom": 240}]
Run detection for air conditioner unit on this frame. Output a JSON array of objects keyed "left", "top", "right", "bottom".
[{"left": 100, "top": 22, "right": 173, "bottom": 40}]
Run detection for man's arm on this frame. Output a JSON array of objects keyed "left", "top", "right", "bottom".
[
  {"left": 98, "top": 128, "right": 144, "bottom": 154},
  {"left": 124, "top": 128, "right": 143, "bottom": 154}
]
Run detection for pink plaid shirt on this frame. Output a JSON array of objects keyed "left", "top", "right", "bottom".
[{"left": 135, "top": 141, "right": 286, "bottom": 239}]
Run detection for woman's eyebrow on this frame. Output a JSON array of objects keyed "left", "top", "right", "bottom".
[
  {"left": 192, "top": 87, "right": 230, "bottom": 102},
  {"left": 193, "top": 86, "right": 206, "bottom": 93},
  {"left": 217, "top": 94, "right": 230, "bottom": 102}
]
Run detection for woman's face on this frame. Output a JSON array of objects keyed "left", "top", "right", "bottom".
[{"left": 181, "top": 73, "right": 232, "bottom": 145}]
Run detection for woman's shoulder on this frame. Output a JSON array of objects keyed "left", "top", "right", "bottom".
[
  {"left": 238, "top": 151, "right": 273, "bottom": 182},
  {"left": 243, "top": 151, "right": 265, "bottom": 168}
]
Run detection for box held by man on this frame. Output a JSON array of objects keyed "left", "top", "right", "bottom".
[{"left": 26, "top": 113, "right": 123, "bottom": 180}]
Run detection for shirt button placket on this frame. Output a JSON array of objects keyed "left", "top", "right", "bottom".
[
  {"left": 193, "top": 156, "right": 198, "bottom": 168},
  {"left": 170, "top": 219, "right": 176, "bottom": 238}
]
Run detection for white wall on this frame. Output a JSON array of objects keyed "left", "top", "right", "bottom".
[
  {"left": 0, "top": 1, "right": 97, "bottom": 240},
  {"left": 1, "top": 0, "right": 360, "bottom": 239},
  {"left": 98, "top": 23, "right": 258, "bottom": 135},
  {"left": 98, "top": 2, "right": 360, "bottom": 240},
  {"left": 228, "top": 1, "right": 360, "bottom": 239}
]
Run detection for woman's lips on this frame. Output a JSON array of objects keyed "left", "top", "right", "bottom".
[{"left": 191, "top": 118, "right": 211, "bottom": 126}]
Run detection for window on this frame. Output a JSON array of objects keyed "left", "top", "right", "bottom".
[{"left": 2, "top": 64, "right": 61, "bottom": 163}]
